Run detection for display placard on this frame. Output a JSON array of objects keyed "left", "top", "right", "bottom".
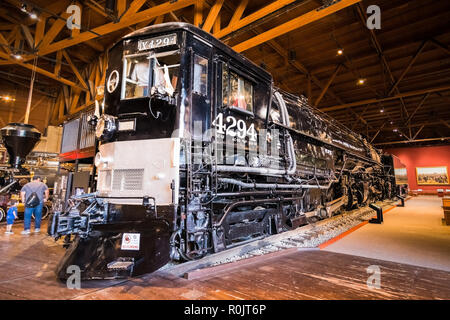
[
  {"left": 138, "top": 34, "right": 177, "bottom": 51},
  {"left": 121, "top": 233, "right": 140, "bottom": 250},
  {"left": 118, "top": 119, "right": 136, "bottom": 132}
]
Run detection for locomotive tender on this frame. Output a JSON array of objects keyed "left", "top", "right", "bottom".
[{"left": 49, "top": 23, "right": 401, "bottom": 279}]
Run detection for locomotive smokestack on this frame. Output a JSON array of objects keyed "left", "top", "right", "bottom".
[{"left": 0, "top": 123, "right": 41, "bottom": 169}]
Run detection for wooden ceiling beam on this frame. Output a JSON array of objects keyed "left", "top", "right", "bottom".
[
  {"left": 388, "top": 40, "right": 428, "bottom": 96},
  {"left": 374, "top": 137, "right": 450, "bottom": 146},
  {"left": 405, "top": 93, "right": 430, "bottom": 125},
  {"left": 122, "top": 0, "right": 149, "bottom": 19},
  {"left": 232, "top": 0, "right": 361, "bottom": 53},
  {"left": 314, "top": 64, "right": 341, "bottom": 106},
  {"left": 38, "top": 11, "right": 71, "bottom": 50},
  {"left": 0, "top": 54, "right": 86, "bottom": 91},
  {"left": 117, "top": 0, "right": 127, "bottom": 18},
  {"left": 61, "top": 49, "right": 89, "bottom": 90},
  {"left": 202, "top": 0, "right": 224, "bottom": 33},
  {"left": 228, "top": 0, "right": 248, "bottom": 29},
  {"left": 194, "top": 0, "right": 204, "bottom": 27},
  {"left": 37, "top": 0, "right": 197, "bottom": 57},
  {"left": 322, "top": 85, "right": 450, "bottom": 112},
  {"left": 430, "top": 38, "right": 450, "bottom": 56},
  {"left": 214, "top": 0, "right": 296, "bottom": 39}
]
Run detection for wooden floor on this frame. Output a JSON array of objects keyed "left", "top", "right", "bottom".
[{"left": 0, "top": 221, "right": 449, "bottom": 300}]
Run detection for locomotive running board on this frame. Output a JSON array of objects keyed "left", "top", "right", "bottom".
[{"left": 166, "top": 200, "right": 398, "bottom": 278}]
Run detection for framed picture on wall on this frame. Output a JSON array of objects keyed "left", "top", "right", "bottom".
[{"left": 416, "top": 166, "right": 449, "bottom": 185}]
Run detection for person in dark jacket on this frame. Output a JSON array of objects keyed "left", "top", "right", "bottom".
[{"left": 20, "top": 176, "right": 49, "bottom": 235}]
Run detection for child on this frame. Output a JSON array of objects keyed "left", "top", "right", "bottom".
[{"left": 5, "top": 200, "right": 18, "bottom": 235}]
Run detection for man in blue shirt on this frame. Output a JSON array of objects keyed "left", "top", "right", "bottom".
[{"left": 20, "top": 176, "right": 49, "bottom": 235}]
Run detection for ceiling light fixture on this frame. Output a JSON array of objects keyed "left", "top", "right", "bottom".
[
  {"left": 337, "top": 48, "right": 343, "bottom": 55},
  {"left": 12, "top": 53, "right": 22, "bottom": 60},
  {"left": 357, "top": 78, "right": 366, "bottom": 85}
]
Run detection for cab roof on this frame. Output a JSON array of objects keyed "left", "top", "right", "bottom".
[{"left": 121, "top": 22, "right": 272, "bottom": 83}]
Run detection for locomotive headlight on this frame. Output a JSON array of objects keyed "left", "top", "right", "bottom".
[
  {"left": 94, "top": 152, "right": 112, "bottom": 168},
  {"left": 94, "top": 152, "right": 103, "bottom": 167},
  {"left": 95, "top": 115, "right": 117, "bottom": 140}
]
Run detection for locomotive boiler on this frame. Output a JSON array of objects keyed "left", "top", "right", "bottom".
[{"left": 49, "top": 23, "right": 402, "bottom": 280}]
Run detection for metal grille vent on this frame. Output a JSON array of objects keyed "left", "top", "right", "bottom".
[{"left": 112, "top": 169, "right": 144, "bottom": 191}]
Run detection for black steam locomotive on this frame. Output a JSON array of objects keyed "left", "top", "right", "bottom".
[{"left": 49, "top": 23, "right": 404, "bottom": 280}]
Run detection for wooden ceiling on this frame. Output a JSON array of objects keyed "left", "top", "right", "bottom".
[{"left": 0, "top": 0, "right": 449, "bottom": 148}]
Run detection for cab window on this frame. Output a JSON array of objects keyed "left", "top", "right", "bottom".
[
  {"left": 123, "top": 53, "right": 150, "bottom": 99},
  {"left": 222, "top": 66, "right": 253, "bottom": 113},
  {"left": 193, "top": 54, "right": 208, "bottom": 95},
  {"left": 122, "top": 50, "right": 180, "bottom": 99}
]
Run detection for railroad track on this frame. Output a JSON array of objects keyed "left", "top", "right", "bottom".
[{"left": 164, "top": 199, "right": 400, "bottom": 277}]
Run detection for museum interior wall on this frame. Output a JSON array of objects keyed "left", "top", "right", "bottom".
[{"left": 385, "top": 145, "right": 450, "bottom": 193}]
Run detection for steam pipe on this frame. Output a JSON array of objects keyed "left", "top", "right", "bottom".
[
  {"left": 0, "top": 179, "right": 17, "bottom": 193},
  {"left": 218, "top": 177, "right": 335, "bottom": 190}
]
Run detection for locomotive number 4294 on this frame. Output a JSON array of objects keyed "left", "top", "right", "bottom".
[{"left": 212, "top": 113, "right": 257, "bottom": 141}]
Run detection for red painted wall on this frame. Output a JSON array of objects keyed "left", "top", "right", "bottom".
[{"left": 385, "top": 145, "right": 450, "bottom": 193}]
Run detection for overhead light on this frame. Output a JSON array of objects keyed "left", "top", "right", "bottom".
[
  {"left": 12, "top": 53, "right": 22, "bottom": 60},
  {"left": 390, "top": 121, "right": 394, "bottom": 124},
  {"left": 337, "top": 48, "right": 344, "bottom": 55},
  {"left": 29, "top": 12, "right": 38, "bottom": 19},
  {"left": 0, "top": 95, "right": 15, "bottom": 102},
  {"left": 20, "top": 4, "right": 27, "bottom": 13},
  {"left": 393, "top": 128, "right": 398, "bottom": 132},
  {"left": 357, "top": 78, "right": 366, "bottom": 85},
  {"left": 380, "top": 109, "right": 384, "bottom": 113}
]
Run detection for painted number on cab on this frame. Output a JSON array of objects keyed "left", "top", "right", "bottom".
[{"left": 212, "top": 113, "right": 257, "bottom": 141}]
